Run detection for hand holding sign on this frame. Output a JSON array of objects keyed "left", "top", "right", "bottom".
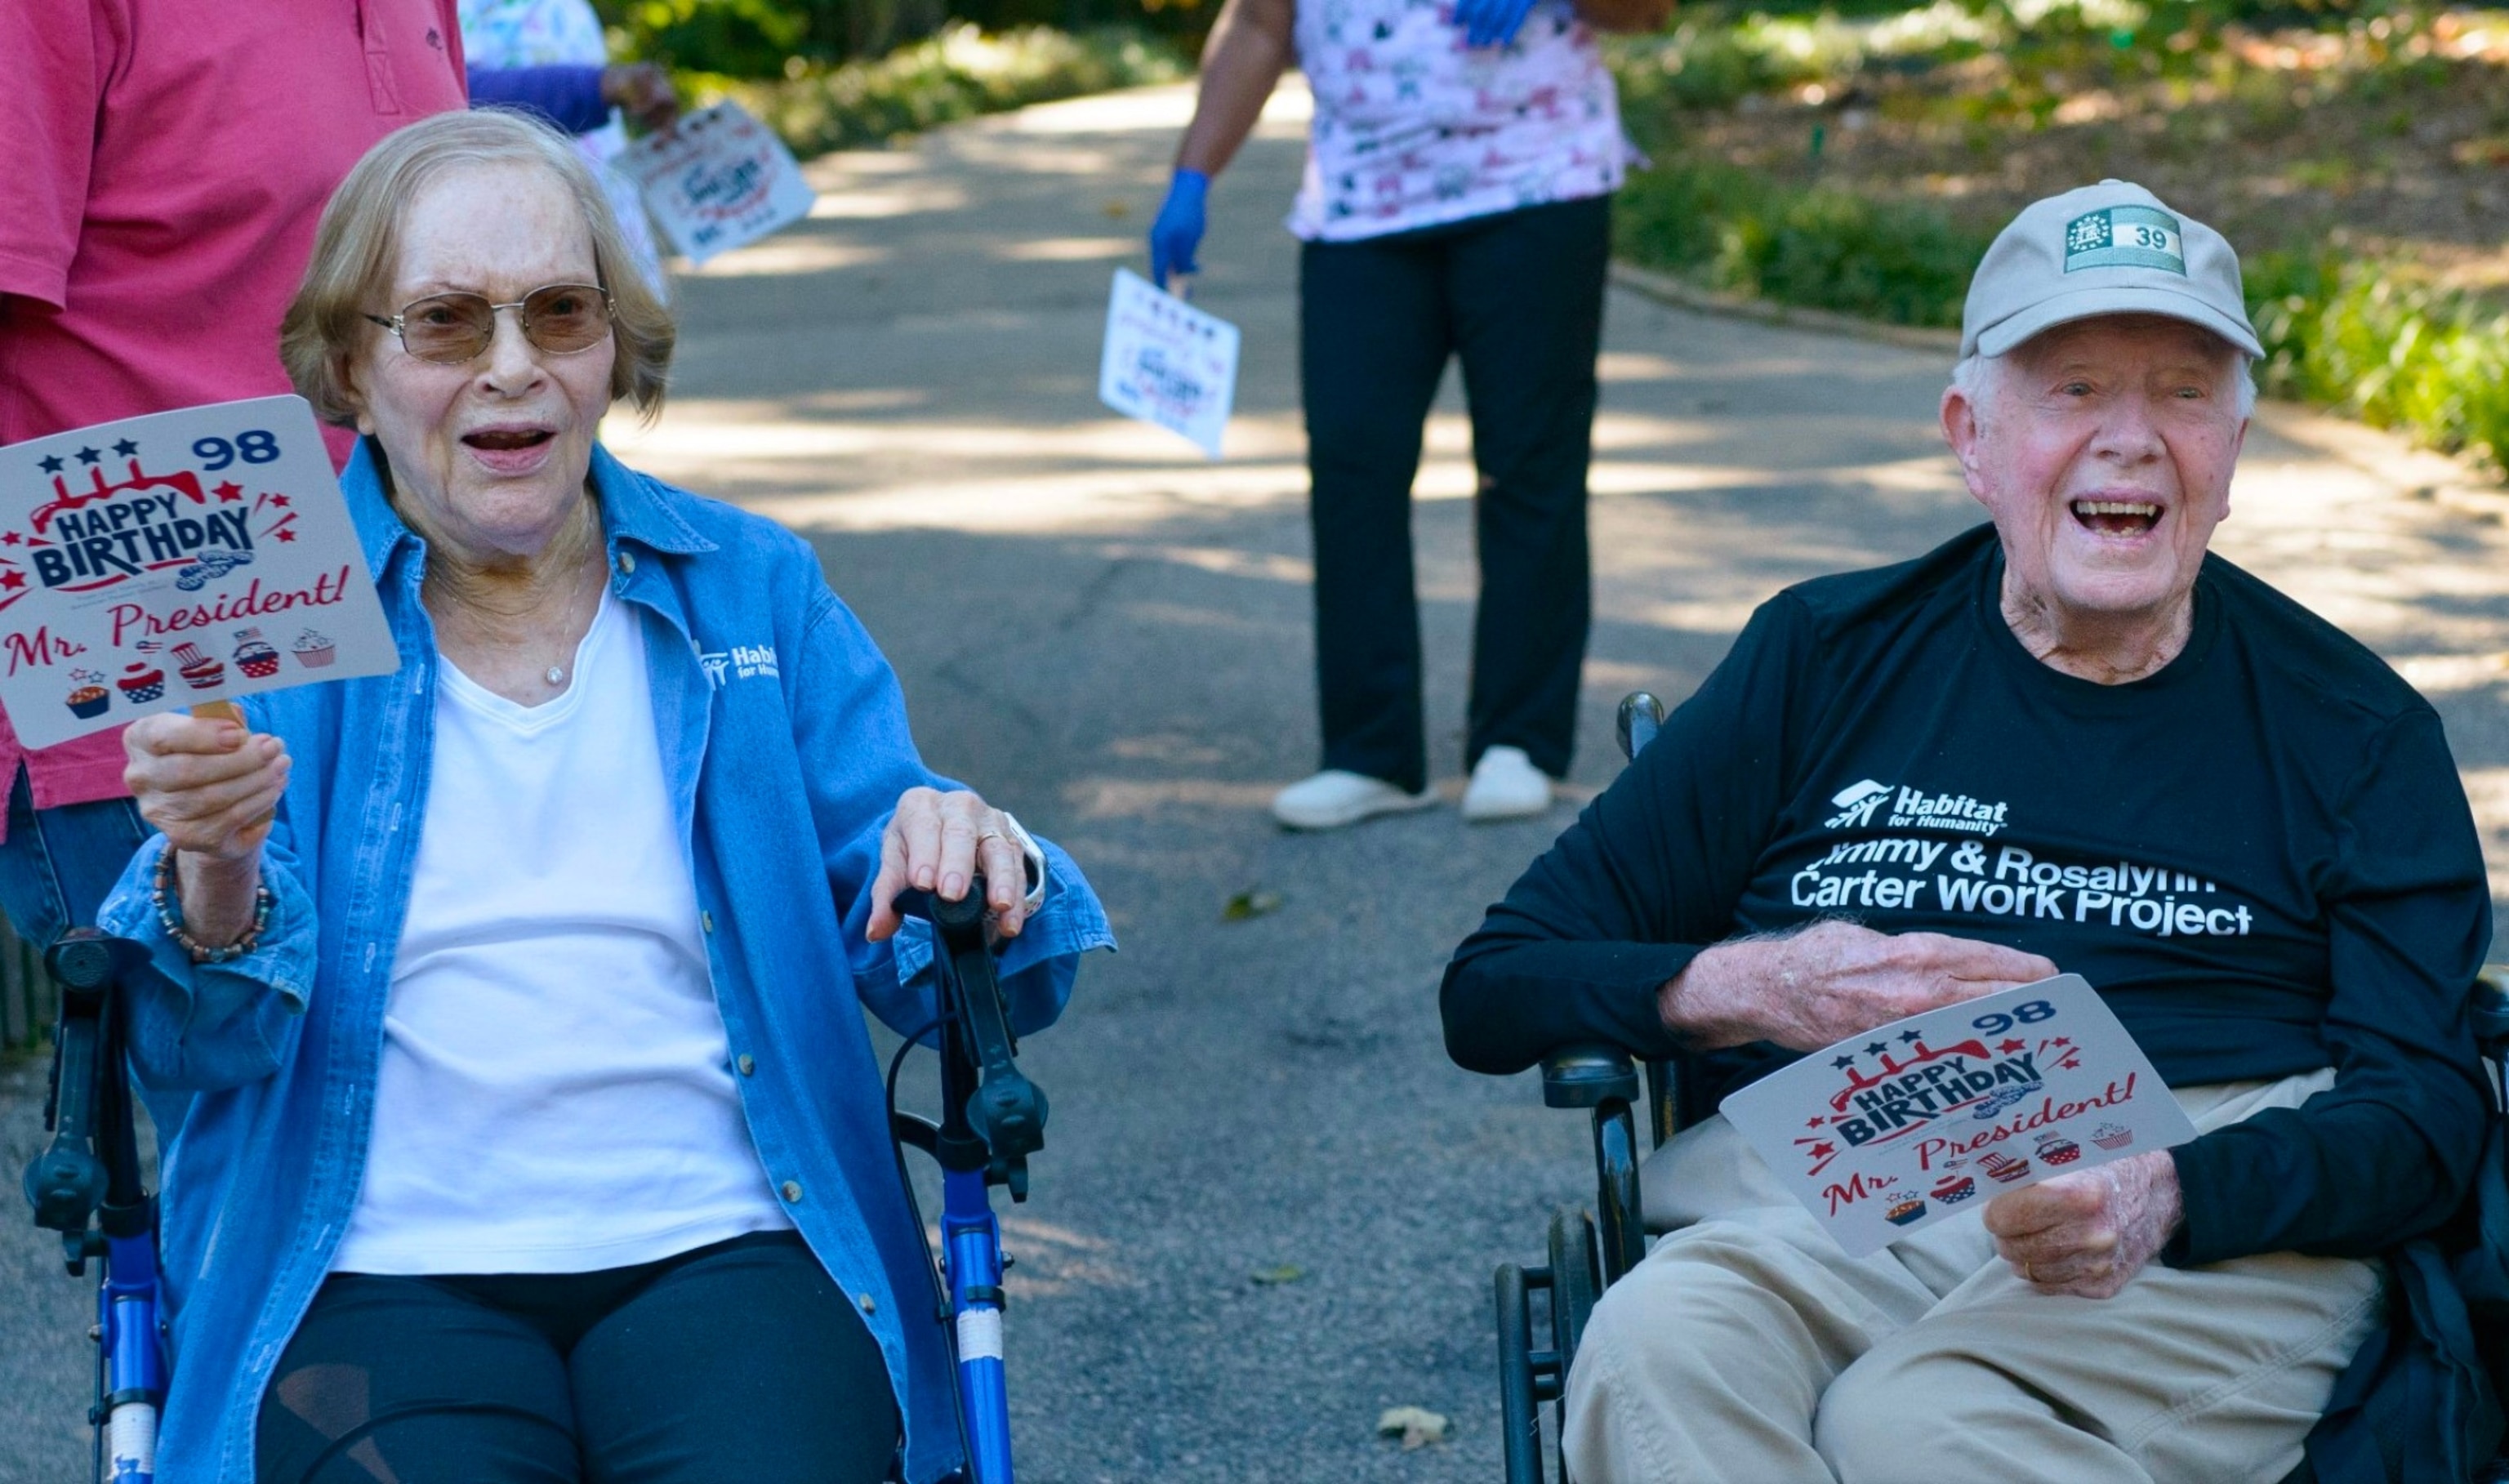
[
  {"left": 0, "top": 395, "right": 398, "bottom": 749},
  {"left": 1985, "top": 1148, "right": 2182, "bottom": 1298},
  {"left": 124, "top": 714, "right": 291, "bottom": 861},
  {"left": 1718, "top": 974, "right": 2199, "bottom": 1257}
]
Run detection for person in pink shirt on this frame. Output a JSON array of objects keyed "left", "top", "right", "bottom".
[{"left": 0, "top": 0, "right": 467, "bottom": 949}]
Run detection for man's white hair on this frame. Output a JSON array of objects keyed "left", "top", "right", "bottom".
[{"left": 1950, "top": 339, "right": 2257, "bottom": 422}]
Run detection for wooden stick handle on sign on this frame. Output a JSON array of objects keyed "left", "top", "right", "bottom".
[{"left": 189, "top": 700, "right": 274, "bottom": 831}]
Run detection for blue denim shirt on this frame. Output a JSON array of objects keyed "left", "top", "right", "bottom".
[{"left": 99, "top": 441, "right": 1114, "bottom": 1482}]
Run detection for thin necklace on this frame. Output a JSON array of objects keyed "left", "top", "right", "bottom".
[{"left": 544, "top": 556, "right": 604, "bottom": 689}]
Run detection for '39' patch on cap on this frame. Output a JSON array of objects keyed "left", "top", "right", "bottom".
[{"left": 2063, "top": 205, "right": 2186, "bottom": 275}]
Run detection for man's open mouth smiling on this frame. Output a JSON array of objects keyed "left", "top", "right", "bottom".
[{"left": 2071, "top": 498, "right": 2161, "bottom": 537}]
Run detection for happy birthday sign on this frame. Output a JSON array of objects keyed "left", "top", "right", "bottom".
[
  {"left": 0, "top": 396, "right": 399, "bottom": 747},
  {"left": 1719, "top": 975, "right": 2198, "bottom": 1255},
  {"left": 617, "top": 100, "right": 817, "bottom": 266},
  {"left": 1098, "top": 268, "right": 1240, "bottom": 459}
]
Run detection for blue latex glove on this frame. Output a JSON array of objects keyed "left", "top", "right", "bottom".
[
  {"left": 1148, "top": 168, "right": 1210, "bottom": 290},
  {"left": 1455, "top": 0, "right": 1539, "bottom": 47}
]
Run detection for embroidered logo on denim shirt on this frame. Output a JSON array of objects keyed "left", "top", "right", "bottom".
[{"left": 698, "top": 644, "right": 780, "bottom": 688}]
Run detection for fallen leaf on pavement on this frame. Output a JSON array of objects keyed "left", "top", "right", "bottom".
[
  {"left": 1377, "top": 1406, "right": 1449, "bottom": 1449},
  {"left": 1223, "top": 889, "right": 1282, "bottom": 921}
]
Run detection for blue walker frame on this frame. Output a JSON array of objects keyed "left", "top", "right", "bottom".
[
  {"left": 24, "top": 932, "right": 167, "bottom": 1484},
  {"left": 24, "top": 877, "right": 1045, "bottom": 1484},
  {"left": 890, "top": 878, "right": 1048, "bottom": 1484}
]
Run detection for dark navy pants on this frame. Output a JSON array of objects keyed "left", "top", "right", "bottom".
[
  {"left": 1299, "top": 193, "right": 1611, "bottom": 793},
  {"left": 256, "top": 1231, "right": 898, "bottom": 1483}
]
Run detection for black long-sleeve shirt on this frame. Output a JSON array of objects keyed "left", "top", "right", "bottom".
[{"left": 1444, "top": 525, "right": 2493, "bottom": 1265}]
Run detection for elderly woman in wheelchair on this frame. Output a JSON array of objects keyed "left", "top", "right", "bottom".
[
  {"left": 96, "top": 109, "right": 1112, "bottom": 1484},
  {"left": 1446, "top": 181, "right": 2497, "bottom": 1484}
]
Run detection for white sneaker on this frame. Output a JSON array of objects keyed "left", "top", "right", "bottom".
[
  {"left": 1461, "top": 746, "right": 1553, "bottom": 822},
  {"left": 1270, "top": 770, "right": 1439, "bottom": 831}
]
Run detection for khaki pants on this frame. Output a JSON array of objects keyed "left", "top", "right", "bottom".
[{"left": 1562, "top": 1072, "right": 2382, "bottom": 1484}]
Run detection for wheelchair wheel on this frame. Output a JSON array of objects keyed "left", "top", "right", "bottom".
[
  {"left": 1496, "top": 1207, "right": 1606, "bottom": 1484},
  {"left": 1546, "top": 1207, "right": 1600, "bottom": 1369}
]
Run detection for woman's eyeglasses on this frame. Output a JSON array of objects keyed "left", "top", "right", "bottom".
[{"left": 363, "top": 283, "right": 615, "bottom": 364}]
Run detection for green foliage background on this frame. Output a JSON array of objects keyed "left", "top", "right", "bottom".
[
  {"left": 1607, "top": 0, "right": 2509, "bottom": 471},
  {"left": 696, "top": 23, "right": 1185, "bottom": 153},
  {"left": 595, "top": 0, "right": 2503, "bottom": 475},
  {"left": 594, "top": 0, "right": 1205, "bottom": 72}
]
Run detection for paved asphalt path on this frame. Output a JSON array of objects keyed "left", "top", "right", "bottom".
[{"left": 7, "top": 78, "right": 2509, "bottom": 1483}]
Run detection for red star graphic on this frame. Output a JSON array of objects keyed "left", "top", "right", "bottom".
[
  {"left": 1804, "top": 1115, "right": 1827, "bottom": 1130},
  {"left": 2050, "top": 1037, "right": 2072, "bottom": 1048},
  {"left": 269, "top": 494, "right": 292, "bottom": 509},
  {"left": 215, "top": 481, "right": 243, "bottom": 502},
  {"left": 1998, "top": 1037, "right": 2027, "bottom": 1054},
  {"left": 1807, "top": 1142, "right": 1836, "bottom": 1161},
  {"left": 0, "top": 572, "right": 25, "bottom": 591},
  {"left": 274, "top": 528, "right": 297, "bottom": 542},
  {"left": 0, "top": 533, "right": 20, "bottom": 546}
]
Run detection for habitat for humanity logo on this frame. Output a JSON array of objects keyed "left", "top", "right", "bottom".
[
  {"left": 1825, "top": 778, "right": 2008, "bottom": 837},
  {"left": 697, "top": 644, "right": 779, "bottom": 688},
  {"left": 1826, "top": 780, "right": 1892, "bottom": 829}
]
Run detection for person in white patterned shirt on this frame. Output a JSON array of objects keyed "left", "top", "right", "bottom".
[{"left": 1149, "top": 0, "right": 1668, "bottom": 831}]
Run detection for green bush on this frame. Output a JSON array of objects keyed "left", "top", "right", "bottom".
[
  {"left": 1606, "top": 2, "right": 2509, "bottom": 476},
  {"left": 2249, "top": 252, "right": 2509, "bottom": 469},
  {"left": 1618, "top": 161, "right": 2509, "bottom": 471},
  {"left": 697, "top": 23, "right": 1187, "bottom": 154},
  {"left": 598, "top": 0, "right": 1207, "bottom": 74},
  {"left": 1615, "top": 158, "right": 1989, "bottom": 327}
]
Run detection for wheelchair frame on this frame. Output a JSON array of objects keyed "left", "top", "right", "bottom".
[{"left": 1488, "top": 692, "right": 2509, "bottom": 1484}]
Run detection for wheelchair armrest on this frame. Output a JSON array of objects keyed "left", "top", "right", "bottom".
[
  {"left": 1543, "top": 1045, "right": 1640, "bottom": 1110},
  {"left": 2474, "top": 965, "right": 2509, "bottom": 1054}
]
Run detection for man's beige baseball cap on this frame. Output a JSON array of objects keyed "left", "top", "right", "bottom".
[{"left": 1960, "top": 180, "right": 2262, "bottom": 361}]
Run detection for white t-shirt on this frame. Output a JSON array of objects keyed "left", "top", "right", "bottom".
[{"left": 331, "top": 589, "right": 791, "bottom": 1276}]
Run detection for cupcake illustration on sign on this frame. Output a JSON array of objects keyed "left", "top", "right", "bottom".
[
  {"left": 292, "top": 629, "right": 336, "bottom": 668},
  {"left": 1883, "top": 1196, "right": 1927, "bottom": 1227},
  {"left": 1930, "top": 1172, "right": 1976, "bottom": 1205},
  {"left": 2035, "top": 1130, "right": 2082, "bottom": 1166},
  {"left": 118, "top": 662, "right": 164, "bottom": 704},
  {"left": 232, "top": 628, "right": 281, "bottom": 679},
  {"left": 65, "top": 670, "right": 110, "bottom": 720},
  {"left": 2091, "top": 1122, "right": 2133, "bottom": 1151},
  {"left": 172, "top": 642, "right": 225, "bottom": 692},
  {"left": 1979, "top": 1150, "right": 2032, "bottom": 1183}
]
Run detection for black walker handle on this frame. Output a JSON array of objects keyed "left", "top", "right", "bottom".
[
  {"left": 892, "top": 878, "right": 1049, "bottom": 1197},
  {"left": 23, "top": 931, "right": 152, "bottom": 1271}
]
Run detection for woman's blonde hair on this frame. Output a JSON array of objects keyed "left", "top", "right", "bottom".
[{"left": 280, "top": 109, "right": 674, "bottom": 426}]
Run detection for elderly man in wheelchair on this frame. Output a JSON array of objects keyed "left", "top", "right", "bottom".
[{"left": 1445, "top": 180, "right": 2498, "bottom": 1484}]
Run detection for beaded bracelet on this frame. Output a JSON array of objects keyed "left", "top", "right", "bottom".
[{"left": 151, "top": 847, "right": 274, "bottom": 965}]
